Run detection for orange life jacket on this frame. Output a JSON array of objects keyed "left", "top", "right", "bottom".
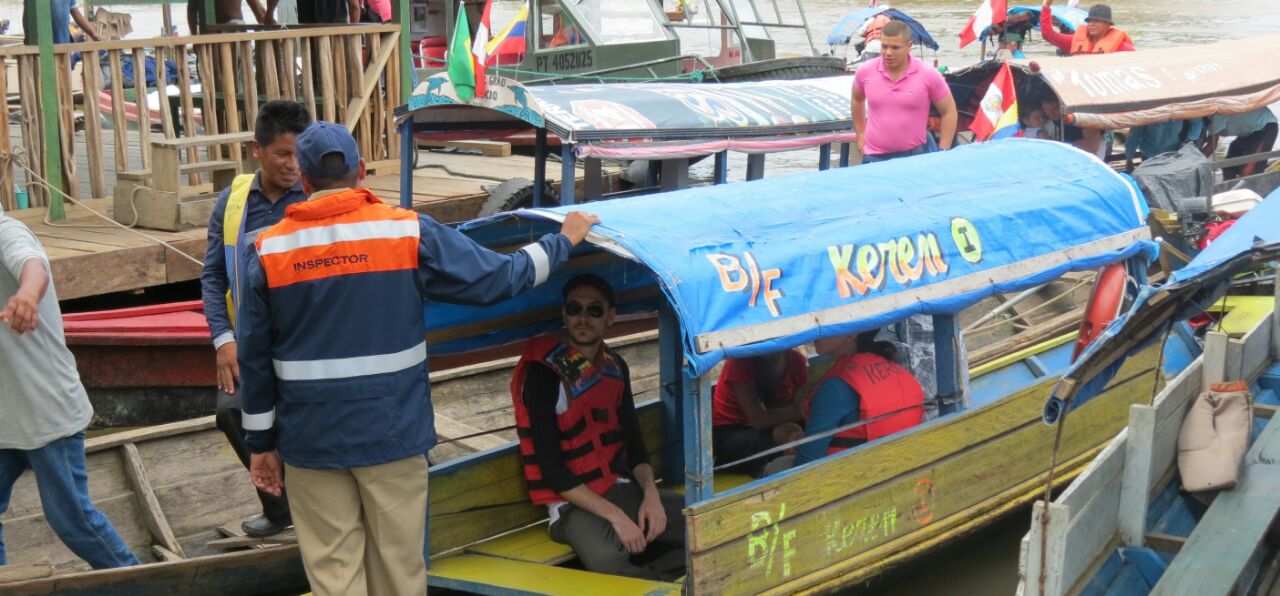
[
  {"left": 863, "top": 14, "right": 892, "bottom": 43},
  {"left": 511, "top": 336, "right": 628, "bottom": 505},
  {"left": 804, "top": 352, "right": 924, "bottom": 455},
  {"left": 1069, "top": 26, "right": 1132, "bottom": 55}
]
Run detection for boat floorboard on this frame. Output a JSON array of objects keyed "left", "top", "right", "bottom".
[{"left": 429, "top": 554, "right": 681, "bottom": 596}]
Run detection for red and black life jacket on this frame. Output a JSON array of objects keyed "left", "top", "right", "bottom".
[
  {"left": 1070, "top": 26, "right": 1132, "bottom": 55},
  {"left": 804, "top": 352, "right": 924, "bottom": 455},
  {"left": 511, "top": 336, "right": 629, "bottom": 505}
]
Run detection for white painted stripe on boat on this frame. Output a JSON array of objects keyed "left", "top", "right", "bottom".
[
  {"left": 258, "top": 220, "right": 420, "bottom": 256},
  {"left": 695, "top": 229, "right": 1151, "bottom": 354},
  {"left": 522, "top": 242, "right": 551, "bottom": 286},
  {"left": 273, "top": 341, "right": 428, "bottom": 381},
  {"left": 242, "top": 409, "right": 275, "bottom": 431}
]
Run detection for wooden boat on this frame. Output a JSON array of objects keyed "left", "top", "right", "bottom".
[
  {"left": 7, "top": 139, "right": 1195, "bottom": 594},
  {"left": 1019, "top": 190, "right": 1280, "bottom": 595},
  {"left": 0, "top": 418, "right": 308, "bottom": 595},
  {"left": 415, "top": 139, "right": 1198, "bottom": 594}
]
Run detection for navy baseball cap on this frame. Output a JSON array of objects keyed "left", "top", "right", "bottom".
[{"left": 296, "top": 121, "right": 359, "bottom": 180}]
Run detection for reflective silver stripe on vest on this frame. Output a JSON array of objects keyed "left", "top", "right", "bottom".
[
  {"left": 273, "top": 341, "right": 428, "bottom": 381},
  {"left": 242, "top": 409, "right": 275, "bottom": 431},
  {"left": 522, "top": 242, "right": 550, "bottom": 286},
  {"left": 258, "top": 219, "right": 420, "bottom": 256}
]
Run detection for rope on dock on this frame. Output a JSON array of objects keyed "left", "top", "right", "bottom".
[{"left": 7, "top": 147, "right": 204, "bottom": 267}]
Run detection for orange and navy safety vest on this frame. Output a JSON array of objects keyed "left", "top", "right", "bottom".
[
  {"left": 245, "top": 187, "right": 435, "bottom": 469},
  {"left": 804, "top": 352, "right": 924, "bottom": 455},
  {"left": 1070, "top": 27, "right": 1132, "bottom": 55},
  {"left": 511, "top": 337, "right": 628, "bottom": 505}
]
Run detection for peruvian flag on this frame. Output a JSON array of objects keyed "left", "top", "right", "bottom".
[
  {"left": 471, "top": 0, "right": 493, "bottom": 98},
  {"left": 970, "top": 63, "right": 1021, "bottom": 141},
  {"left": 958, "top": 0, "right": 1007, "bottom": 48}
]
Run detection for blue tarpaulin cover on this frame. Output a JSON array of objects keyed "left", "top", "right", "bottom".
[
  {"left": 425, "top": 139, "right": 1153, "bottom": 376},
  {"left": 1043, "top": 189, "right": 1280, "bottom": 424},
  {"left": 827, "top": 7, "right": 940, "bottom": 51},
  {"left": 979, "top": 5, "right": 1086, "bottom": 41}
]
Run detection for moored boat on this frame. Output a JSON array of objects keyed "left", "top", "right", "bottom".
[{"left": 1019, "top": 189, "right": 1280, "bottom": 596}]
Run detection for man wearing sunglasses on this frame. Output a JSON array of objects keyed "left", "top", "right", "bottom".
[{"left": 510, "top": 274, "right": 686, "bottom": 580}]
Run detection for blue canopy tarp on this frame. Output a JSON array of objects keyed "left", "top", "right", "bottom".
[
  {"left": 827, "top": 7, "right": 939, "bottom": 51},
  {"left": 1043, "top": 189, "right": 1280, "bottom": 424},
  {"left": 424, "top": 139, "right": 1153, "bottom": 377},
  {"left": 979, "top": 5, "right": 1086, "bottom": 41}
]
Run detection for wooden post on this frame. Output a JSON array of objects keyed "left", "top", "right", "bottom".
[
  {"left": 660, "top": 159, "right": 689, "bottom": 191},
  {"left": 30, "top": 0, "right": 66, "bottom": 219},
  {"left": 1203, "top": 330, "right": 1228, "bottom": 387},
  {"left": 240, "top": 40, "right": 259, "bottom": 126},
  {"left": 301, "top": 37, "right": 318, "bottom": 118},
  {"left": 839, "top": 142, "right": 851, "bottom": 167},
  {"left": 399, "top": 120, "right": 413, "bottom": 209},
  {"left": 659, "top": 305, "right": 684, "bottom": 486},
  {"left": 532, "top": 128, "right": 547, "bottom": 207},
  {"left": 682, "top": 371, "right": 714, "bottom": 506},
  {"left": 107, "top": 50, "right": 129, "bottom": 168},
  {"left": 394, "top": 0, "right": 412, "bottom": 102},
  {"left": 583, "top": 158, "right": 602, "bottom": 200},
  {"left": 1273, "top": 263, "right": 1280, "bottom": 360},
  {"left": 745, "top": 153, "right": 765, "bottom": 181},
  {"left": 132, "top": 48, "right": 153, "bottom": 168},
  {"left": 54, "top": 53, "right": 78, "bottom": 200},
  {"left": 559, "top": 143, "right": 576, "bottom": 205},
  {"left": 713, "top": 150, "right": 728, "bottom": 185},
  {"left": 0, "top": 56, "right": 12, "bottom": 209},
  {"left": 934, "top": 314, "right": 960, "bottom": 416},
  {"left": 218, "top": 43, "right": 242, "bottom": 164},
  {"left": 818, "top": 143, "right": 832, "bottom": 171},
  {"left": 1119, "top": 404, "right": 1157, "bottom": 547},
  {"left": 318, "top": 36, "right": 337, "bottom": 122}
]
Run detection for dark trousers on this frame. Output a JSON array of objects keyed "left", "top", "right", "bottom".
[
  {"left": 1224, "top": 122, "right": 1279, "bottom": 180},
  {"left": 548, "top": 482, "right": 686, "bottom": 581},
  {"left": 712, "top": 424, "right": 770, "bottom": 476},
  {"left": 215, "top": 390, "right": 290, "bottom": 522}
]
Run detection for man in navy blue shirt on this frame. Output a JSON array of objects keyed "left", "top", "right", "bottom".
[{"left": 200, "top": 100, "right": 310, "bottom": 537}]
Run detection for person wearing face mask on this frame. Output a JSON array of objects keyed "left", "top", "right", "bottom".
[
  {"left": 510, "top": 274, "right": 687, "bottom": 580},
  {"left": 200, "top": 100, "right": 311, "bottom": 538}
]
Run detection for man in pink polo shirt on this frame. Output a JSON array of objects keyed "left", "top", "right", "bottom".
[{"left": 852, "top": 21, "right": 957, "bottom": 164}]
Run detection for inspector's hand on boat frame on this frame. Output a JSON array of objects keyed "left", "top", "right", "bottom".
[
  {"left": 559, "top": 211, "right": 602, "bottom": 246},
  {"left": 250, "top": 450, "right": 285, "bottom": 497},
  {"left": 216, "top": 342, "right": 240, "bottom": 394}
]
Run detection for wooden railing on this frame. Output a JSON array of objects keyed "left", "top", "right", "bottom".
[{"left": 0, "top": 24, "right": 403, "bottom": 211}]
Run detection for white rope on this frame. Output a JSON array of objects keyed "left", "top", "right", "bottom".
[{"left": 8, "top": 147, "right": 204, "bottom": 267}]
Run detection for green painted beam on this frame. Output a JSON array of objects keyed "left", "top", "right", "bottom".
[
  {"left": 395, "top": 0, "right": 411, "bottom": 103},
  {"left": 29, "top": 0, "right": 66, "bottom": 219}
]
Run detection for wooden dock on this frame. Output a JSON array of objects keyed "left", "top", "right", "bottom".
[{"left": 11, "top": 150, "right": 617, "bottom": 301}]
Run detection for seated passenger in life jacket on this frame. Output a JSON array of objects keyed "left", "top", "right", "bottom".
[
  {"left": 711, "top": 350, "right": 807, "bottom": 475},
  {"left": 511, "top": 274, "right": 686, "bottom": 581},
  {"left": 794, "top": 330, "right": 925, "bottom": 466}
]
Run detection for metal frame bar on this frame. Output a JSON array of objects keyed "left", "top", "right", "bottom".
[
  {"left": 714, "top": 150, "right": 728, "bottom": 184},
  {"left": 933, "top": 314, "right": 960, "bottom": 416},
  {"left": 560, "top": 142, "right": 576, "bottom": 205},
  {"left": 839, "top": 142, "right": 851, "bottom": 167},
  {"left": 399, "top": 120, "right": 413, "bottom": 209},
  {"left": 818, "top": 143, "right": 831, "bottom": 171},
  {"left": 533, "top": 128, "right": 548, "bottom": 207},
  {"left": 682, "top": 371, "right": 714, "bottom": 506},
  {"left": 746, "top": 153, "right": 766, "bottom": 180},
  {"left": 659, "top": 305, "right": 684, "bottom": 486}
]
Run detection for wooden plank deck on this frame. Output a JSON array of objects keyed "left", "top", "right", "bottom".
[{"left": 10, "top": 150, "right": 615, "bottom": 301}]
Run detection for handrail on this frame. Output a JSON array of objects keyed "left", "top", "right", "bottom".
[{"left": 0, "top": 23, "right": 400, "bottom": 57}]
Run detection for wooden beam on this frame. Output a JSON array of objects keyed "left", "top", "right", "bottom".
[
  {"left": 152, "top": 545, "right": 184, "bottom": 562},
  {"left": 120, "top": 442, "right": 187, "bottom": 558},
  {"left": 434, "top": 413, "right": 509, "bottom": 453},
  {"left": 343, "top": 30, "right": 398, "bottom": 131},
  {"left": 1145, "top": 531, "right": 1186, "bottom": 555},
  {"left": 31, "top": 0, "right": 66, "bottom": 219},
  {"left": 416, "top": 139, "right": 511, "bottom": 157},
  {"left": 131, "top": 47, "right": 153, "bottom": 168},
  {"left": 218, "top": 42, "right": 242, "bottom": 165}
]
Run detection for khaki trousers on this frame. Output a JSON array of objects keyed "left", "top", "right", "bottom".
[{"left": 284, "top": 454, "right": 429, "bottom": 596}]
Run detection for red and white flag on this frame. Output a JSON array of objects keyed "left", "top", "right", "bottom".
[
  {"left": 471, "top": 0, "right": 493, "bottom": 97},
  {"left": 958, "top": 0, "right": 1007, "bottom": 48}
]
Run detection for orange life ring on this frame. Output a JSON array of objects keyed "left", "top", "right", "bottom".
[{"left": 1072, "top": 263, "right": 1128, "bottom": 362}]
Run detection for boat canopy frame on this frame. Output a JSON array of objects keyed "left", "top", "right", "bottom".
[{"left": 394, "top": 73, "right": 860, "bottom": 206}]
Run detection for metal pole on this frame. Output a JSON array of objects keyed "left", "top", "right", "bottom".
[
  {"left": 533, "top": 128, "right": 547, "bottom": 206},
  {"left": 818, "top": 143, "right": 832, "bottom": 171},
  {"left": 713, "top": 150, "right": 728, "bottom": 184},
  {"left": 746, "top": 153, "right": 765, "bottom": 180},
  {"left": 399, "top": 121, "right": 414, "bottom": 209},
  {"left": 559, "top": 143, "right": 576, "bottom": 205},
  {"left": 30, "top": 0, "right": 65, "bottom": 219},
  {"left": 658, "top": 305, "right": 684, "bottom": 486},
  {"left": 682, "top": 371, "right": 714, "bottom": 506},
  {"left": 933, "top": 314, "right": 960, "bottom": 417},
  {"left": 839, "top": 142, "right": 851, "bottom": 168}
]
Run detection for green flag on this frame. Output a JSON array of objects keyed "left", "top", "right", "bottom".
[{"left": 447, "top": 9, "right": 476, "bottom": 102}]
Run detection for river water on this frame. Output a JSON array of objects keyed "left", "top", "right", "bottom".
[{"left": 6, "top": 1, "right": 1278, "bottom": 593}]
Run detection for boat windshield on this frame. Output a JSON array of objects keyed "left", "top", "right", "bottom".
[{"left": 564, "top": 0, "right": 672, "bottom": 45}]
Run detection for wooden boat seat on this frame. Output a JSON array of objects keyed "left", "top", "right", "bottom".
[
  {"left": 179, "top": 160, "right": 238, "bottom": 175},
  {"left": 461, "top": 474, "right": 756, "bottom": 566},
  {"left": 429, "top": 554, "right": 681, "bottom": 595},
  {"left": 1151, "top": 409, "right": 1280, "bottom": 594}
]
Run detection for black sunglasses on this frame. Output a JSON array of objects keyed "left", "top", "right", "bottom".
[{"left": 564, "top": 302, "right": 607, "bottom": 318}]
